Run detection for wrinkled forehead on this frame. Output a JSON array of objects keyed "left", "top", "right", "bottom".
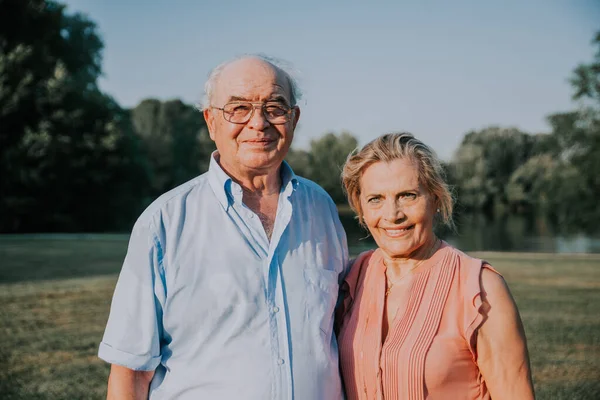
[
  {"left": 213, "top": 59, "right": 292, "bottom": 105},
  {"left": 359, "top": 157, "right": 424, "bottom": 191}
]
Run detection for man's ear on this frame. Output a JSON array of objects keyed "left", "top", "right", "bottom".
[
  {"left": 291, "top": 106, "right": 301, "bottom": 130},
  {"left": 203, "top": 108, "right": 216, "bottom": 141}
]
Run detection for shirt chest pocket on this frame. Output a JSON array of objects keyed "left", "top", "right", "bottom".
[{"left": 303, "top": 268, "right": 339, "bottom": 339}]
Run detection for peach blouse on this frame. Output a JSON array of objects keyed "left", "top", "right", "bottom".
[{"left": 337, "top": 242, "right": 497, "bottom": 400}]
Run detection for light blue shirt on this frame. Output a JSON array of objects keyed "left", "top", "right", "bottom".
[{"left": 99, "top": 154, "right": 349, "bottom": 399}]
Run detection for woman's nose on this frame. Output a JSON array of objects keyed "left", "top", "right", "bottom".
[{"left": 383, "top": 201, "right": 404, "bottom": 222}]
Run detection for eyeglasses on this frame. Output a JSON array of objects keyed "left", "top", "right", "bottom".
[{"left": 211, "top": 101, "right": 294, "bottom": 125}]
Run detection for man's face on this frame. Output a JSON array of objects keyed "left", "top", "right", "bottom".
[{"left": 204, "top": 58, "right": 300, "bottom": 177}]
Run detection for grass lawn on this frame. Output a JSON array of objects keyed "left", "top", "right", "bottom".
[{"left": 1, "top": 236, "right": 599, "bottom": 399}]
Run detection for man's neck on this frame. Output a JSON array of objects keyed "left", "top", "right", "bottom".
[
  {"left": 216, "top": 156, "right": 282, "bottom": 240},
  {"left": 239, "top": 172, "right": 281, "bottom": 242},
  {"left": 238, "top": 172, "right": 281, "bottom": 196},
  {"left": 217, "top": 158, "right": 282, "bottom": 195}
]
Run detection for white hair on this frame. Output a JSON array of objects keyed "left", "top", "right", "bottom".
[{"left": 197, "top": 54, "right": 303, "bottom": 111}]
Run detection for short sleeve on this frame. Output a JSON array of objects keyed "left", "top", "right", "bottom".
[
  {"left": 98, "top": 218, "right": 166, "bottom": 371},
  {"left": 463, "top": 258, "right": 502, "bottom": 361}
]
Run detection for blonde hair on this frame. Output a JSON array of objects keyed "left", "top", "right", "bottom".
[{"left": 341, "top": 132, "right": 454, "bottom": 229}]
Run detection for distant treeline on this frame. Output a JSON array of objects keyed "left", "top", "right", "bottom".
[{"left": 1, "top": 1, "right": 599, "bottom": 233}]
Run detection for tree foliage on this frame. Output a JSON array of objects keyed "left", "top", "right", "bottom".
[
  {"left": 286, "top": 132, "right": 358, "bottom": 204},
  {"left": 285, "top": 147, "right": 311, "bottom": 178},
  {"left": 448, "top": 30, "right": 600, "bottom": 232},
  {"left": 505, "top": 154, "right": 559, "bottom": 212},
  {"left": 0, "top": 0, "right": 149, "bottom": 232},
  {"left": 543, "top": 31, "right": 600, "bottom": 231},
  {"left": 130, "top": 99, "right": 214, "bottom": 198},
  {"left": 450, "top": 127, "right": 535, "bottom": 214},
  {"left": 1, "top": 1, "right": 598, "bottom": 234},
  {"left": 570, "top": 31, "right": 600, "bottom": 103}
]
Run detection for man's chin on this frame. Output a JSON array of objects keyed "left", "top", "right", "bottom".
[
  {"left": 239, "top": 154, "right": 284, "bottom": 171},
  {"left": 240, "top": 142, "right": 279, "bottom": 154}
]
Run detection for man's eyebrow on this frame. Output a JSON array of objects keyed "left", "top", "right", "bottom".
[
  {"left": 225, "top": 95, "right": 290, "bottom": 106},
  {"left": 267, "top": 95, "right": 290, "bottom": 105},
  {"left": 226, "top": 95, "right": 250, "bottom": 102}
]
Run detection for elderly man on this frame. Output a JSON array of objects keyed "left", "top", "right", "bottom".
[{"left": 98, "top": 55, "right": 348, "bottom": 399}]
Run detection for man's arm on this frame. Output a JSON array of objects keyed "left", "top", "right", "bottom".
[
  {"left": 107, "top": 364, "right": 155, "bottom": 400},
  {"left": 99, "top": 217, "right": 164, "bottom": 398}
]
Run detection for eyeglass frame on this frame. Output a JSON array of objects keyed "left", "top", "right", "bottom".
[{"left": 210, "top": 101, "right": 296, "bottom": 125}]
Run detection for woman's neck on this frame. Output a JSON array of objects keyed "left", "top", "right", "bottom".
[{"left": 383, "top": 235, "right": 440, "bottom": 277}]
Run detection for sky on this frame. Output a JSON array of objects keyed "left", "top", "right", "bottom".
[{"left": 63, "top": 0, "right": 600, "bottom": 160}]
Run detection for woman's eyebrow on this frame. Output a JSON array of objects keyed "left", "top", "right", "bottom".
[{"left": 362, "top": 192, "right": 381, "bottom": 197}]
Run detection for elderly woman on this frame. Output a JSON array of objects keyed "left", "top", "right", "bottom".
[{"left": 337, "top": 133, "right": 535, "bottom": 400}]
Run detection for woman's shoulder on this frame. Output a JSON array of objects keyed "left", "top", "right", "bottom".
[
  {"left": 438, "top": 244, "right": 504, "bottom": 356},
  {"left": 347, "top": 248, "right": 377, "bottom": 277},
  {"left": 443, "top": 243, "right": 480, "bottom": 263},
  {"left": 343, "top": 249, "right": 379, "bottom": 298},
  {"left": 440, "top": 243, "right": 498, "bottom": 277},
  {"left": 353, "top": 249, "right": 377, "bottom": 265}
]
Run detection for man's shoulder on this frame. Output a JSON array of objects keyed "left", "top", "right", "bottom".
[
  {"left": 294, "top": 176, "right": 335, "bottom": 204},
  {"left": 136, "top": 173, "right": 210, "bottom": 228}
]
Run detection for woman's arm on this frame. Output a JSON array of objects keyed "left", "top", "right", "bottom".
[
  {"left": 476, "top": 268, "right": 535, "bottom": 400},
  {"left": 106, "top": 364, "right": 155, "bottom": 400}
]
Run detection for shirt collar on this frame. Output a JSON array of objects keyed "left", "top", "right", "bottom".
[
  {"left": 207, "top": 151, "right": 299, "bottom": 210},
  {"left": 207, "top": 151, "right": 233, "bottom": 209},
  {"left": 280, "top": 159, "right": 299, "bottom": 196}
]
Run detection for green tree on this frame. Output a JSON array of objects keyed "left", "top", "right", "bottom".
[
  {"left": 543, "top": 110, "right": 600, "bottom": 231},
  {"left": 450, "top": 127, "right": 534, "bottom": 214},
  {"left": 505, "top": 154, "right": 560, "bottom": 213},
  {"left": 0, "top": 0, "right": 149, "bottom": 232},
  {"left": 304, "top": 131, "right": 358, "bottom": 204},
  {"left": 571, "top": 31, "right": 600, "bottom": 103},
  {"left": 542, "top": 30, "right": 600, "bottom": 231},
  {"left": 285, "top": 147, "right": 311, "bottom": 178},
  {"left": 0, "top": 0, "right": 93, "bottom": 153},
  {"left": 130, "top": 99, "right": 214, "bottom": 198}
]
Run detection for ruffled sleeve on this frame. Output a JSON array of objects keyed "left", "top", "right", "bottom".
[{"left": 463, "top": 257, "right": 502, "bottom": 361}]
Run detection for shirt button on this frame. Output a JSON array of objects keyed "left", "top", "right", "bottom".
[
  {"left": 272, "top": 306, "right": 280, "bottom": 313},
  {"left": 277, "top": 358, "right": 285, "bottom": 365}
]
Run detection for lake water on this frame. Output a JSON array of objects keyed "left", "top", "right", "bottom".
[
  {"left": 339, "top": 212, "right": 600, "bottom": 255},
  {"left": 2, "top": 213, "right": 599, "bottom": 255}
]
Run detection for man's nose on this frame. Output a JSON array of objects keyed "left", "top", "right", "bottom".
[{"left": 247, "top": 105, "right": 270, "bottom": 130}]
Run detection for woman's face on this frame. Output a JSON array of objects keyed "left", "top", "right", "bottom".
[{"left": 359, "top": 158, "right": 437, "bottom": 261}]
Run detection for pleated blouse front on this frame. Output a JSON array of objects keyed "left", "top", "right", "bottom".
[{"left": 337, "top": 243, "right": 494, "bottom": 400}]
